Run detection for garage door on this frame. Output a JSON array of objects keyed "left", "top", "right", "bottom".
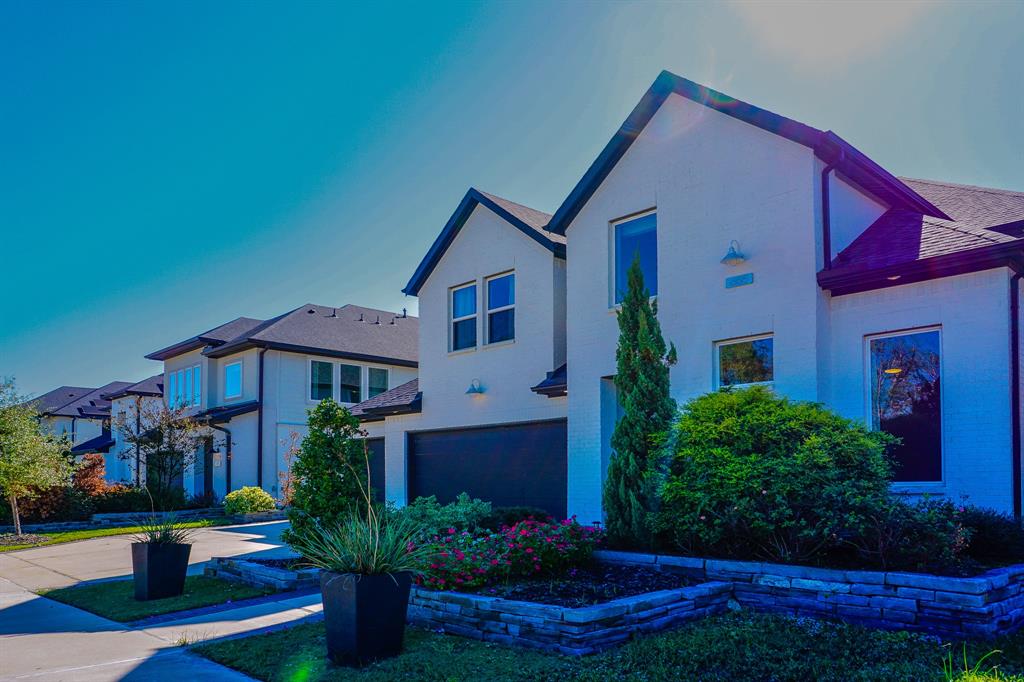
[{"left": 407, "top": 419, "right": 567, "bottom": 518}]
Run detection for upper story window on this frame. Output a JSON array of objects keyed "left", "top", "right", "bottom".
[
  {"left": 486, "top": 273, "right": 515, "bottom": 344},
  {"left": 369, "top": 367, "right": 389, "bottom": 399},
  {"left": 716, "top": 335, "right": 774, "bottom": 388},
  {"left": 224, "top": 361, "right": 242, "bottom": 400},
  {"left": 310, "top": 360, "right": 333, "bottom": 401},
  {"left": 168, "top": 364, "right": 201, "bottom": 408},
  {"left": 613, "top": 211, "right": 657, "bottom": 304},
  {"left": 868, "top": 328, "right": 942, "bottom": 483},
  {"left": 451, "top": 283, "right": 477, "bottom": 351},
  {"left": 340, "top": 363, "right": 362, "bottom": 403}
]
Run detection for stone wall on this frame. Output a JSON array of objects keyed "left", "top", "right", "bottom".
[
  {"left": 205, "top": 557, "right": 319, "bottom": 591},
  {"left": 406, "top": 581, "right": 731, "bottom": 655},
  {"left": 597, "top": 550, "right": 1024, "bottom": 638}
]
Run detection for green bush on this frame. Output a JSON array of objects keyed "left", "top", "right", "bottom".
[
  {"left": 479, "top": 505, "right": 553, "bottom": 531},
  {"left": 654, "top": 387, "right": 896, "bottom": 564},
  {"left": 851, "top": 496, "right": 971, "bottom": 573},
  {"left": 92, "top": 485, "right": 152, "bottom": 514},
  {"left": 961, "top": 505, "right": 1024, "bottom": 564},
  {"left": 392, "top": 493, "right": 492, "bottom": 538},
  {"left": 223, "top": 486, "right": 276, "bottom": 515}
]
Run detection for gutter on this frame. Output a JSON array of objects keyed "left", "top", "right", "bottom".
[
  {"left": 209, "top": 423, "right": 233, "bottom": 495},
  {"left": 257, "top": 348, "right": 266, "bottom": 489},
  {"left": 1012, "top": 271, "right": 1022, "bottom": 518}
]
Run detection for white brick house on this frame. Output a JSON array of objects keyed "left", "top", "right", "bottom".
[{"left": 358, "top": 71, "right": 1024, "bottom": 521}]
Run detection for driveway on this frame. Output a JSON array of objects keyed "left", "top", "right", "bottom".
[{"left": 0, "top": 520, "right": 292, "bottom": 592}]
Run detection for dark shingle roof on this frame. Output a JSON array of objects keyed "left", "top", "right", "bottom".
[
  {"left": 203, "top": 304, "right": 418, "bottom": 366},
  {"left": 350, "top": 379, "right": 421, "bottom": 421},
  {"left": 831, "top": 178, "right": 1024, "bottom": 273},
  {"left": 531, "top": 363, "right": 567, "bottom": 398},
  {"left": 45, "top": 381, "right": 134, "bottom": 418},
  {"left": 478, "top": 191, "right": 563, "bottom": 245},
  {"left": 70, "top": 432, "right": 115, "bottom": 454},
  {"left": 104, "top": 374, "right": 164, "bottom": 400},
  {"left": 30, "top": 386, "right": 95, "bottom": 414},
  {"left": 146, "top": 317, "right": 265, "bottom": 360},
  {"left": 197, "top": 400, "right": 260, "bottom": 424}
]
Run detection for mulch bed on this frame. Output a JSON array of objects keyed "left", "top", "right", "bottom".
[
  {"left": 476, "top": 564, "right": 693, "bottom": 608},
  {"left": 0, "top": 533, "right": 47, "bottom": 547},
  {"left": 246, "top": 557, "right": 308, "bottom": 571}
]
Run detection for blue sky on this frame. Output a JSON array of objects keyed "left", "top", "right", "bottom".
[{"left": 3, "top": 1, "right": 1022, "bottom": 398}]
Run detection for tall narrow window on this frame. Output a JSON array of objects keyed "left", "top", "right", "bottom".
[
  {"left": 451, "top": 284, "right": 477, "bottom": 351},
  {"left": 310, "top": 361, "right": 333, "bottom": 401},
  {"left": 184, "top": 367, "right": 193, "bottom": 407},
  {"left": 176, "top": 369, "right": 185, "bottom": 406},
  {"left": 716, "top": 335, "right": 774, "bottom": 388},
  {"left": 868, "top": 328, "right": 942, "bottom": 482},
  {"left": 486, "top": 273, "right": 515, "bottom": 344},
  {"left": 192, "top": 365, "right": 201, "bottom": 407},
  {"left": 613, "top": 212, "right": 657, "bottom": 304},
  {"left": 368, "top": 368, "right": 389, "bottom": 398},
  {"left": 168, "top": 371, "right": 178, "bottom": 408},
  {"left": 224, "top": 362, "right": 242, "bottom": 400},
  {"left": 339, "top": 364, "right": 362, "bottom": 403}
]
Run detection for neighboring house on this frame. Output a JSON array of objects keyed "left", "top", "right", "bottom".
[
  {"left": 33, "top": 382, "right": 133, "bottom": 473},
  {"left": 103, "top": 374, "right": 164, "bottom": 484},
  {"left": 354, "top": 70, "right": 1024, "bottom": 522},
  {"left": 144, "top": 303, "right": 417, "bottom": 500}
]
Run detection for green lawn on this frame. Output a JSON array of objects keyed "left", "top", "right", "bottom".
[
  {"left": 0, "top": 518, "right": 234, "bottom": 552},
  {"left": 194, "top": 612, "right": 1024, "bottom": 682},
  {"left": 40, "top": 575, "right": 274, "bottom": 622}
]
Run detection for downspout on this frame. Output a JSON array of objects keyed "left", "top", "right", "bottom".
[
  {"left": 820, "top": 149, "right": 844, "bottom": 270},
  {"left": 210, "top": 423, "right": 232, "bottom": 496},
  {"left": 134, "top": 396, "right": 142, "bottom": 486},
  {"left": 257, "top": 348, "right": 267, "bottom": 489},
  {"left": 1011, "top": 271, "right": 1022, "bottom": 518}
]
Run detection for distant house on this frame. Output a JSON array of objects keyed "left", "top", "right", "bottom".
[
  {"left": 354, "top": 70, "right": 1024, "bottom": 521},
  {"left": 34, "top": 382, "right": 133, "bottom": 470},
  {"left": 144, "top": 303, "right": 417, "bottom": 500},
  {"left": 103, "top": 374, "right": 164, "bottom": 485}
]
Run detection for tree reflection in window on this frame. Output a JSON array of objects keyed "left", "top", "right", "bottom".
[
  {"left": 718, "top": 337, "right": 773, "bottom": 387},
  {"left": 869, "top": 329, "right": 941, "bottom": 482}
]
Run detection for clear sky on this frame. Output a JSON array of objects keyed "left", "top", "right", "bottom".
[{"left": 3, "top": 1, "right": 1022, "bottom": 398}]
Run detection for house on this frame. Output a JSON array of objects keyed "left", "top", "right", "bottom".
[
  {"left": 103, "top": 374, "right": 165, "bottom": 484},
  {"left": 354, "top": 70, "right": 1024, "bottom": 521},
  {"left": 33, "top": 382, "right": 133, "bottom": 464},
  {"left": 143, "top": 303, "right": 417, "bottom": 500}
]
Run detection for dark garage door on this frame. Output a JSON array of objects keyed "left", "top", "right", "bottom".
[{"left": 407, "top": 419, "right": 567, "bottom": 518}]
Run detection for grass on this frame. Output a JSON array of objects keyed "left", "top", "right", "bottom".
[
  {"left": 195, "top": 612, "right": 1024, "bottom": 682},
  {"left": 0, "top": 517, "right": 234, "bottom": 552},
  {"left": 40, "top": 575, "right": 274, "bottom": 622}
]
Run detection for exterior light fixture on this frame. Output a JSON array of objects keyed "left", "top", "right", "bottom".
[
  {"left": 465, "top": 379, "right": 486, "bottom": 395},
  {"left": 720, "top": 240, "right": 746, "bottom": 266},
  {"left": 884, "top": 368, "right": 902, "bottom": 375}
]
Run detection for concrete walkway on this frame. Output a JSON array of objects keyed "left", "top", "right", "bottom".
[{"left": 0, "top": 520, "right": 321, "bottom": 680}]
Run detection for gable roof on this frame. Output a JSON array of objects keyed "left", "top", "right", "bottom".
[
  {"left": 30, "top": 386, "right": 96, "bottom": 414},
  {"left": 70, "top": 432, "right": 115, "bottom": 455},
  {"left": 403, "top": 188, "right": 563, "bottom": 297},
  {"left": 202, "top": 304, "right": 418, "bottom": 367},
  {"left": 546, "top": 70, "right": 949, "bottom": 235},
  {"left": 103, "top": 373, "right": 164, "bottom": 401},
  {"left": 820, "top": 178, "right": 1024, "bottom": 295},
  {"left": 349, "top": 379, "right": 421, "bottom": 421},
  {"left": 43, "top": 381, "right": 133, "bottom": 419},
  {"left": 146, "top": 317, "right": 265, "bottom": 361}
]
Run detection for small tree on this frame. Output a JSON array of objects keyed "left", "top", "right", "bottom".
[
  {"left": 112, "top": 399, "right": 206, "bottom": 509},
  {"left": 604, "top": 256, "right": 677, "bottom": 548},
  {"left": 284, "top": 399, "right": 368, "bottom": 543},
  {"left": 0, "top": 378, "right": 73, "bottom": 535}
]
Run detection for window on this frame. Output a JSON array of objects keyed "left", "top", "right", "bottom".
[
  {"left": 613, "top": 212, "right": 657, "bottom": 304},
  {"left": 486, "top": 273, "right": 515, "bottom": 344},
  {"left": 310, "top": 360, "right": 333, "bottom": 401},
  {"left": 168, "top": 365, "right": 201, "bottom": 407},
  {"left": 717, "top": 335, "right": 774, "bottom": 388},
  {"left": 868, "top": 328, "right": 942, "bottom": 483},
  {"left": 224, "top": 362, "right": 242, "bottom": 399},
  {"left": 369, "top": 367, "right": 389, "bottom": 398},
  {"left": 451, "top": 284, "right": 477, "bottom": 351},
  {"left": 168, "top": 371, "right": 178, "bottom": 408},
  {"left": 340, "top": 364, "right": 362, "bottom": 403},
  {"left": 192, "top": 365, "right": 201, "bottom": 407}
]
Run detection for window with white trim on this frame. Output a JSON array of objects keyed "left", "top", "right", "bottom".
[
  {"left": 450, "top": 283, "right": 477, "bottom": 351},
  {"left": 486, "top": 273, "right": 515, "bottom": 344},
  {"left": 339, "top": 363, "right": 361, "bottom": 403},
  {"left": 613, "top": 211, "right": 657, "bottom": 304},
  {"left": 715, "top": 335, "right": 774, "bottom": 388},
  {"left": 368, "top": 367, "right": 389, "bottom": 399},
  {"left": 867, "top": 327, "right": 942, "bottom": 483},
  {"left": 310, "top": 360, "right": 333, "bottom": 401},
  {"left": 224, "top": 361, "right": 242, "bottom": 400},
  {"left": 168, "top": 364, "right": 201, "bottom": 407}
]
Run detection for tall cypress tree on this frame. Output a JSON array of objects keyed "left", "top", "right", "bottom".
[{"left": 604, "top": 255, "right": 677, "bottom": 547}]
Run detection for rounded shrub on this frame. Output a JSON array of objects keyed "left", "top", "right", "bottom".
[
  {"left": 224, "top": 486, "right": 276, "bottom": 516},
  {"left": 654, "top": 386, "right": 896, "bottom": 564}
]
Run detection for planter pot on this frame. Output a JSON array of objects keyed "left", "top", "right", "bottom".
[
  {"left": 320, "top": 570, "right": 413, "bottom": 666},
  {"left": 131, "top": 542, "right": 192, "bottom": 601}
]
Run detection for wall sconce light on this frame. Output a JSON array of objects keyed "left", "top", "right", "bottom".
[
  {"left": 465, "top": 379, "right": 486, "bottom": 395},
  {"left": 720, "top": 240, "right": 746, "bottom": 266}
]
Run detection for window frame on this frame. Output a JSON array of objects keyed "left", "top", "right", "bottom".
[
  {"left": 485, "top": 271, "right": 515, "bottom": 345},
  {"left": 713, "top": 333, "right": 775, "bottom": 390},
  {"left": 368, "top": 366, "right": 390, "bottom": 399},
  {"left": 863, "top": 326, "right": 945, "bottom": 488},
  {"left": 338, "top": 363, "right": 362, "bottom": 404},
  {"left": 308, "top": 359, "right": 335, "bottom": 403},
  {"left": 223, "top": 361, "right": 243, "bottom": 400},
  {"left": 450, "top": 282, "right": 478, "bottom": 353},
  {"left": 610, "top": 208, "right": 658, "bottom": 307}
]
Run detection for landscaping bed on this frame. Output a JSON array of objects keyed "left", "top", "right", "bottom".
[
  {"left": 40, "top": 575, "right": 275, "bottom": 622},
  {"left": 478, "top": 564, "right": 691, "bottom": 608},
  {"left": 205, "top": 555, "right": 319, "bottom": 591}
]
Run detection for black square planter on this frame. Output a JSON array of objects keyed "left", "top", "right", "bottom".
[
  {"left": 131, "top": 542, "right": 192, "bottom": 601},
  {"left": 320, "top": 570, "right": 413, "bottom": 666}
]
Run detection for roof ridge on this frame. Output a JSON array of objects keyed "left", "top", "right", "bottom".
[
  {"left": 900, "top": 176, "right": 1024, "bottom": 197},
  {"left": 477, "top": 189, "right": 553, "bottom": 219}
]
